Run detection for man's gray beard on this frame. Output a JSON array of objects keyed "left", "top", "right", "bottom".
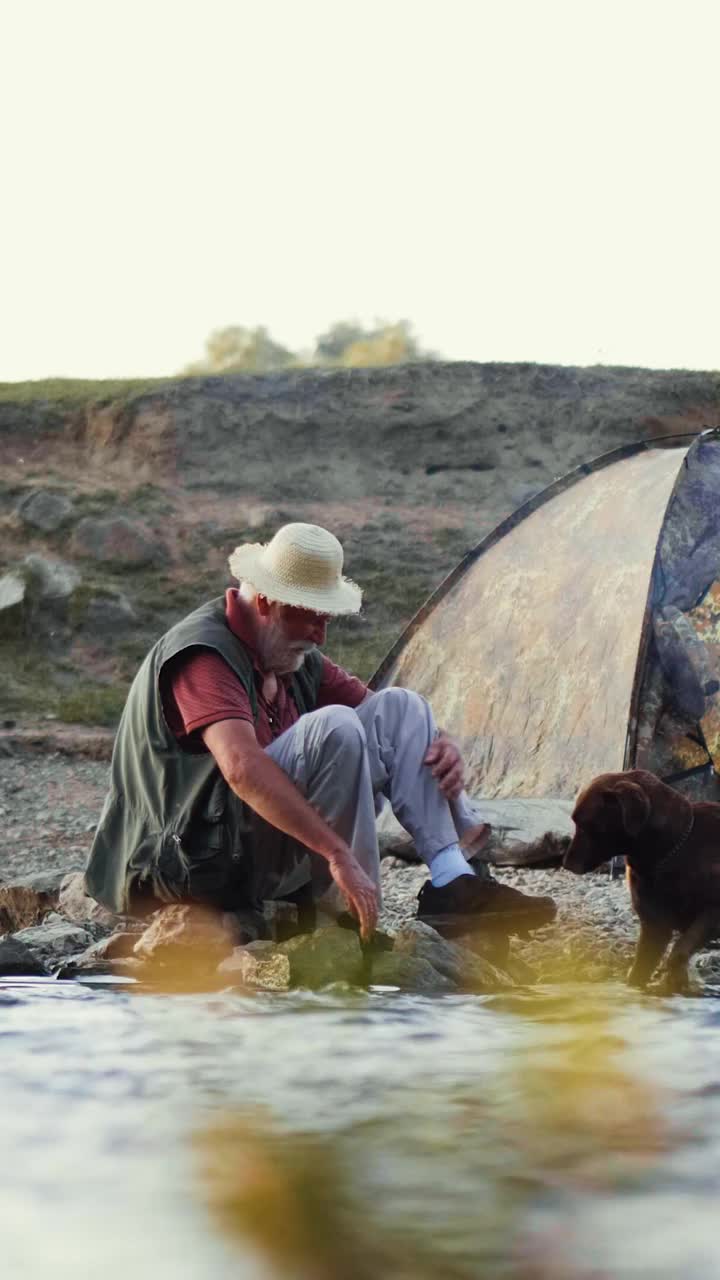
[{"left": 257, "top": 620, "right": 315, "bottom": 675}]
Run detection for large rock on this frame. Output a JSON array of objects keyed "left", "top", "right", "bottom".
[
  {"left": 0, "top": 937, "right": 49, "bottom": 977},
  {"left": 392, "top": 921, "right": 514, "bottom": 992},
  {"left": 133, "top": 903, "right": 234, "bottom": 966},
  {"left": 7, "top": 869, "right": 69, "bottom": 897},
  {"left": 56, "top": 931, "right": 140, "bottom": 977},
  {"left": 16, "top": 490, "right": 75, "bottom": 532},
  {"left": 0, "top": 882, "right": 58, "bottom": 934},
  {"left": 277, "top": 926, "right": 367, "bottom": 988},
  {"left": 57, "top": 870, "right": 119, "bottom": 930},
  {"left": 369, "top": 951, "right": 456, "bottom": 993},
  {"left": 218, "top": 942, "right": 291, "bottom": 991},
  {"left": 23, "top": 553, "right": 81, "bottom": 601},
  {"left": 80, "top": 592, "right": 137, "bottom": 634},
  {"left": 71, "top": 515, "right": 166, "bottom": 567},
  {"left": 12, "top": 917, "right": 93, "bottom": 969},
  {"left": 0, "top": 572, "right": 26, "bottom": 637},
  {"left": 21, "top": 554, "right": 82, "bottom": 644}
]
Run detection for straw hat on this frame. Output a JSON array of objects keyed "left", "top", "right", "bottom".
[{"left": 228, "top": 522, "right": 362, "bottom": 615}]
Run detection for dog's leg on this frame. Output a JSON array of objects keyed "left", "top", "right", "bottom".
[
  {"left": 660, "top": 911, "right": 720, "bottom": 994},
  {"left": 627, "top": 920, "right": 673, "bottom": 988}
]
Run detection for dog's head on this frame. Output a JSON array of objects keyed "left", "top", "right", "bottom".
[{"left": 563, "top": 770, "right": 655, "bottom": 874}]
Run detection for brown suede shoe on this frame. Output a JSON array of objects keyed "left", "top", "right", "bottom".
[{"left": 417, "top": 873, "right": 557, "bottom": 938}]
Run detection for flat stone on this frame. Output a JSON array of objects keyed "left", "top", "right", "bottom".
[
  {"left": 376, "top": 797, "right": 574, "bottom": 855},
  {"left": 12, "top": 918, "right": 93, "bottom": 969},
  {"left": 0, "top": 937, "right": 49, "bottom": 976},
  {"left": 16, "top": 490, "right": 75, "bottom": 532},
  {"left": 277, "top": 926, "right": 366, "bottom": 988},
  {"left": 71, "top": 515, "right": 166, "bottom": 567}
]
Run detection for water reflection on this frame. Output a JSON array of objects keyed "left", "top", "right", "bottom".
[
  {"left": 1, "top": 981, "right": 720, "bottom": 1279},
  {"left": 194, "top": 987, "right": 694, "bottom": 1280}
]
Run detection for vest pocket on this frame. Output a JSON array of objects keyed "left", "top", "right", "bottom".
[{"left": 180, "top": 816, "right": 228, "bottom": 862}]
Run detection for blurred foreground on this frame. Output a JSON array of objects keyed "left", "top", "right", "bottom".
[{"left": 2, "top": 974, "right": 719, "bottom": 1279}]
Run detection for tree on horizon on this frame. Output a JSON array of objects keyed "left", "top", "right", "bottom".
[{"left": 181, "top": 318, "right": 433, "bottom": 374}]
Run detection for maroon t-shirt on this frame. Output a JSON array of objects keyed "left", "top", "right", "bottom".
[{"left": 160, "top": 589, "right": 368, "bottom": 749}]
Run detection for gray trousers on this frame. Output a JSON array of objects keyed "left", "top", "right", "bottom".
[{"left": 252, "top": 688, "right": 480, "bottom": 909}]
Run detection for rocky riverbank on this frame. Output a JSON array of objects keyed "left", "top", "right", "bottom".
[{"left": 7, "top": 740, "right": 716, "bottom": 994}]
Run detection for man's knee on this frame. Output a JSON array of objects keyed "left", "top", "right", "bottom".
[
  {"left": 305, "top": 704, "right": 367, "bottom": 761},
  {"left": 366, "top": 686, "right": 431, "bottom": 726}
]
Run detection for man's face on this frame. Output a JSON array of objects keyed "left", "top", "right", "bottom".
[{"left": 257, "top": 600, "right": 329, "bottom": 674}]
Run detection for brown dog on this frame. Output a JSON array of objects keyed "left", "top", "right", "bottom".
[{"left": 564, "top": 768, "right": 720, "bottom": 991}]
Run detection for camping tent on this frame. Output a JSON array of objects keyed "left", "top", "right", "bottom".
[{"left": 372, "top": 430, "right": 720, "bottom": 804}]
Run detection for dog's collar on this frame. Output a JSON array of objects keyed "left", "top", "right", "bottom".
[{"left": 655, "top": 807, "right": 695, "bottom": 876}]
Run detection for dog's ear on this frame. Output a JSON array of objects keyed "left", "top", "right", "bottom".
[{"left": 605, "top": 780, "right": 650, "bottom": 836}]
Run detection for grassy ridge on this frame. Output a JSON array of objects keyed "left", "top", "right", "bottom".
[{"left": 0, "top": 377, "right": 173, "bottom": 406}]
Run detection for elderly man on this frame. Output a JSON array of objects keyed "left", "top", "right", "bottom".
[{"left": 86, "top": 523, "right": 555, "bottom": 940}]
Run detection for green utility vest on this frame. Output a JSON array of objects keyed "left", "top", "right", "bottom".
[{"left": 85, "top": 597, "right": 324, "bottom": 914}]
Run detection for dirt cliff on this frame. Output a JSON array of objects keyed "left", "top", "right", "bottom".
[{"left": 1, "top": 361, "right": 718, "bottom": 725}]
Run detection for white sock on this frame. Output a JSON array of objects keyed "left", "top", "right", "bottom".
[{"left": 429, "top": 842, "right": 476, "bottom": 888}]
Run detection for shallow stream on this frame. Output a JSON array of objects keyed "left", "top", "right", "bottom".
[{"left": 3, "top": 978, "right": 720, "bottom": 1279}]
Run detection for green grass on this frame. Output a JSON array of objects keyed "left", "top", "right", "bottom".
[
  {"left": 0, "top": 641, "right": 126, "bottom": 725},
  {"left": 0, "top": 377, "right": 173, "bottom": 407},
  {"left": 55, "top": 684, "right": 128, "bottom": 726}
]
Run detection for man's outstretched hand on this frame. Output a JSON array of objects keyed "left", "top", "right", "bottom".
[
  {"left": 328, "top": 849, "right": 378, "bottom": 942},
  {"left": 424, "top": 731, "right": 465, "bottom": 800}
]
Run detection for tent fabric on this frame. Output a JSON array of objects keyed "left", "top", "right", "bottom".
[
  {"left": 374, "top": 434, "right": 720, "bottom": 801},
  {"left": 631, "top": 433, "right": 720, "bottom": 800}
]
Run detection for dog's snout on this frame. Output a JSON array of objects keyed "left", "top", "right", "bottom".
[{"left": 563, "top": 829, "right": 608, "bottom": 874}]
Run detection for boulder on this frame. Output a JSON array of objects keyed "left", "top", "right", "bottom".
[
  {"left": 16, "top": 490, "right": 75, "bottom": 532},
  {"left": 23, "top": 553, "right": 81, "bottom": 601},
  {"left": 0, "top": 882, "right": 57, "bottom": 934},
  {"left": 0, "top": 937, "right": 49, "bottom": 977},
  {"left": 12, "top": 916, "right": 93, "bottom": 969},
  {"left": 71, "top": 515, "right": 166, "bottom": 567},
  {"left": 56, "top": 931, "right": 139, "bottom": 977},
  {"left": 5, "top": 868, "right": 69, "bottom": 898},
  {"left": 133, "top": 903, "right": 234, "bottom": 966},
  {"left": 392, "top": 921, "right": 514, "bottom": 992},
  {"left": 0, "top": 572, "right": 27, "bottom": 637},
  {"left": 218, "top": 943, "right": 291, "bottom": 991},
  {"left": 277, "top": 926, "right": 366, "bottom": 988},
  {"left": 57, "top": 870, "right": 119, "bottom": 930},
  {"left": 369, "top": 952, "right": 456, "bottom": 993},
  {"left": 80, "top": 593, "right": 137, "bottom": 634}
]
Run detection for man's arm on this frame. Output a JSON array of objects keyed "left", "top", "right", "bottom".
[{"left": 202, "top": 718, "right": 378, "bottom": 939}]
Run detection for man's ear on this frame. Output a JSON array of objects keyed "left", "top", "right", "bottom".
[
  {"left": 256, "top": 594, "right": 272, "bottom": 618},
  {"left": 606, "top": 781, "right": 650, "bottom": 836}
]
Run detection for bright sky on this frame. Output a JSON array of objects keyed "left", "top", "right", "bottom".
[{"left": 2, "top": 0, "right": 718, "bottom": 381}]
